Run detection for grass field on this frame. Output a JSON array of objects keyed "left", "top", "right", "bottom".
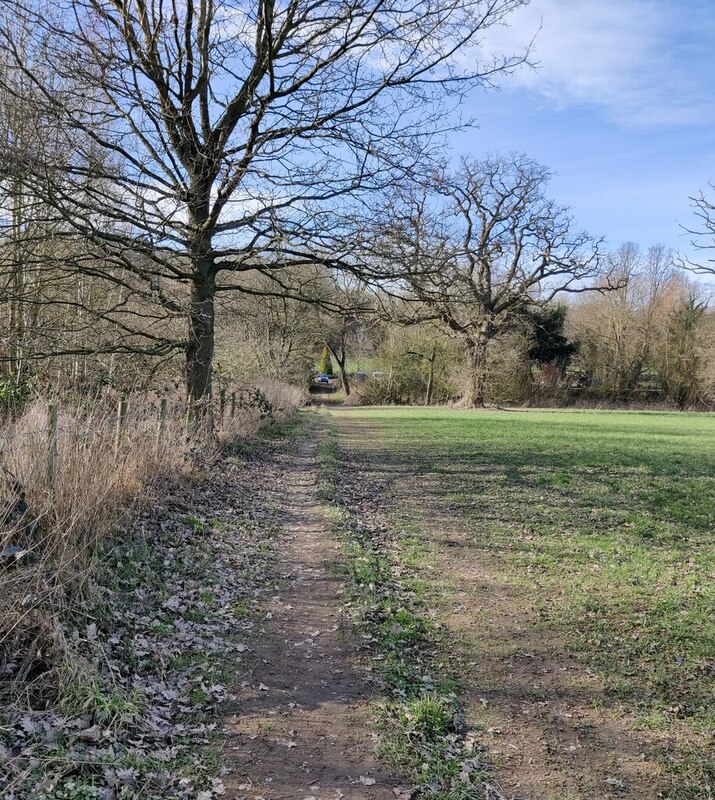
[{"left": 329, "top": 406, "right": 715, "bottom": 795}]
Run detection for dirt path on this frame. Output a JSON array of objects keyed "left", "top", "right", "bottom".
[
  {"left": 422, "top": 512, "right": 661, "bottom": 800},
  {"left": 329, "top": 409, "right": 664, "bottom": 800},
  {"left": 222, "top": 420, "right": 402, "bottom": 800}
]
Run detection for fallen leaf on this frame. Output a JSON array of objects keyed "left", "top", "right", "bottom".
[
  {"left": 77, "top": 724, "right": 102, "bottom": 742},
  {"left": 115, "top": 768, "right": 138, "bottom": 786},
  {"left": 19, "top": 716, "right": 37, "bottom": 735},
  {"left": 604, "top": 777, "right": 627, "bottom": 790}
]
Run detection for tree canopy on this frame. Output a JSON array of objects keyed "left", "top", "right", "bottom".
[{"left": 0, "top": 0, "right": 528, "bottom": 403}]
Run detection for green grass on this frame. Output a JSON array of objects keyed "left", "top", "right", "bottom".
[
  {"left": 345, "top": 357, "right": 378, "bottom": 374},
  {"left": 184, "top": 513, "right": 207, "bottom": 534},
  {"left": 331, "top": 406, "right": 715, "bottom": 793}
]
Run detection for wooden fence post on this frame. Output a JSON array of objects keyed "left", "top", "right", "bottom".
[
  {"left": 47, "top": 403, "right": 58, "bottom": 500},
  {"left": 230, "top": 391, "right": 236, "bottom": 419},
  {"left": 219, "top": 388, "right": 226, "bottom": 427},
  {"left": 207, "top": 398, "right": 214, "bottom": 436},
  {"left": 185, "top": 395, "right": 194, "bottom": 442},
  {"left": 156, "top": 398, "right": 168, "bottom": 451},
  {"left": 115, "top": 399, "right": 128, "bottom": 455}
]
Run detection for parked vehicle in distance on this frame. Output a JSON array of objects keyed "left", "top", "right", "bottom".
[{"left": 318, "top": 374, "right": 330, "bottom": 383}]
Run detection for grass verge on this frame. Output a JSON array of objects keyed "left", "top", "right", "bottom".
[
  {"left": 329, "top": 406, "right": 715, "bottom": 798},
  {"left": 1, "top": 407, "right": 309, "bottom": 799}
]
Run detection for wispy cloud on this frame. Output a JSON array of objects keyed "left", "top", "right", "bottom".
[{"left": 480, "top": 0, "right": 715, "bottom": 127}]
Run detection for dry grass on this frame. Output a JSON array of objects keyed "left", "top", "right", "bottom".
[
  {"left": 0, "top": 380, "right": 305, "bottom": 707},
  {"left": 216, "top": 379, "right": 308, "bottom": 440}
]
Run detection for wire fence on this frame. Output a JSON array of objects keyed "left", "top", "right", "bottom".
[
  {"left": 0, "top": 378, "right": 307, "bottom": 705},
  {"left": 0, "top": 389, "right": 260, "bottom": 488}
]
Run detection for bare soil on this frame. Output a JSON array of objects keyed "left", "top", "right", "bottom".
[
  {"left": 425, "top": 518, "right": 662, "bottom": 800},
  {"left": 222, "top": 424, "right": 403, "bottom": 800}
]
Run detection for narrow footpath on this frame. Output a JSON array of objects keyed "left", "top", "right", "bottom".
[{"left": 222, "top": 422, "right": 402, "bottom": 800}]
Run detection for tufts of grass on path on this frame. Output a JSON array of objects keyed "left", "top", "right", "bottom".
[{"left": 317, "top": 422, "right": 492, "bottom": 799}]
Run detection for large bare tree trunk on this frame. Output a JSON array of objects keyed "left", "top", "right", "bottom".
[
  {"left": 326, "top": 342, "right": 351, "bottom": 396},
  {"left": 186, "top": 272, "right": 216, "bottom": 403},
  {"left": 340, "top": 365, "right": 351, "bottom": 396},
  {"left": 464, "top": 330, "right": 490, "bottom": 407}
]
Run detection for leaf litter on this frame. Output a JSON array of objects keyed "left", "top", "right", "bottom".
[{"left": 1, "top": 439, "right": 290, "bottom": 799}]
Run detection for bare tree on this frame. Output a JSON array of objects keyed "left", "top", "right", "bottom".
[
  {"left": 385, "top": 155, "right": 608, "bottom": 406},
  {"left": 0, "top": 0, "right": 529, "bottom": 405},
  {"left": 406, "top": 326, "right": 446, "bottom": 405},
  {"left": 0, "top": 26, "right": 50, "bottom": 381},
  {"left": 318, "top": 275, "right": 374, "bottom": 396},
  {"left": 681, "top": 184, "right": 715, "bottom": 275},
  {"left": 570, "top": 243, "right": 676, "bottom": 400},
  {"left": 214, "top": 267, "right": 326, "bottom": 384}
]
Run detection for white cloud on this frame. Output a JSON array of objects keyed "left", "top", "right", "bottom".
[{"left": 480, "top": 0, "right": 715, "bottom": 127}]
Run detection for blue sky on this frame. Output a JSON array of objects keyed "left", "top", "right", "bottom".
[{"left": 450, "top": 0, "right": 715, "bottom": 259}]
